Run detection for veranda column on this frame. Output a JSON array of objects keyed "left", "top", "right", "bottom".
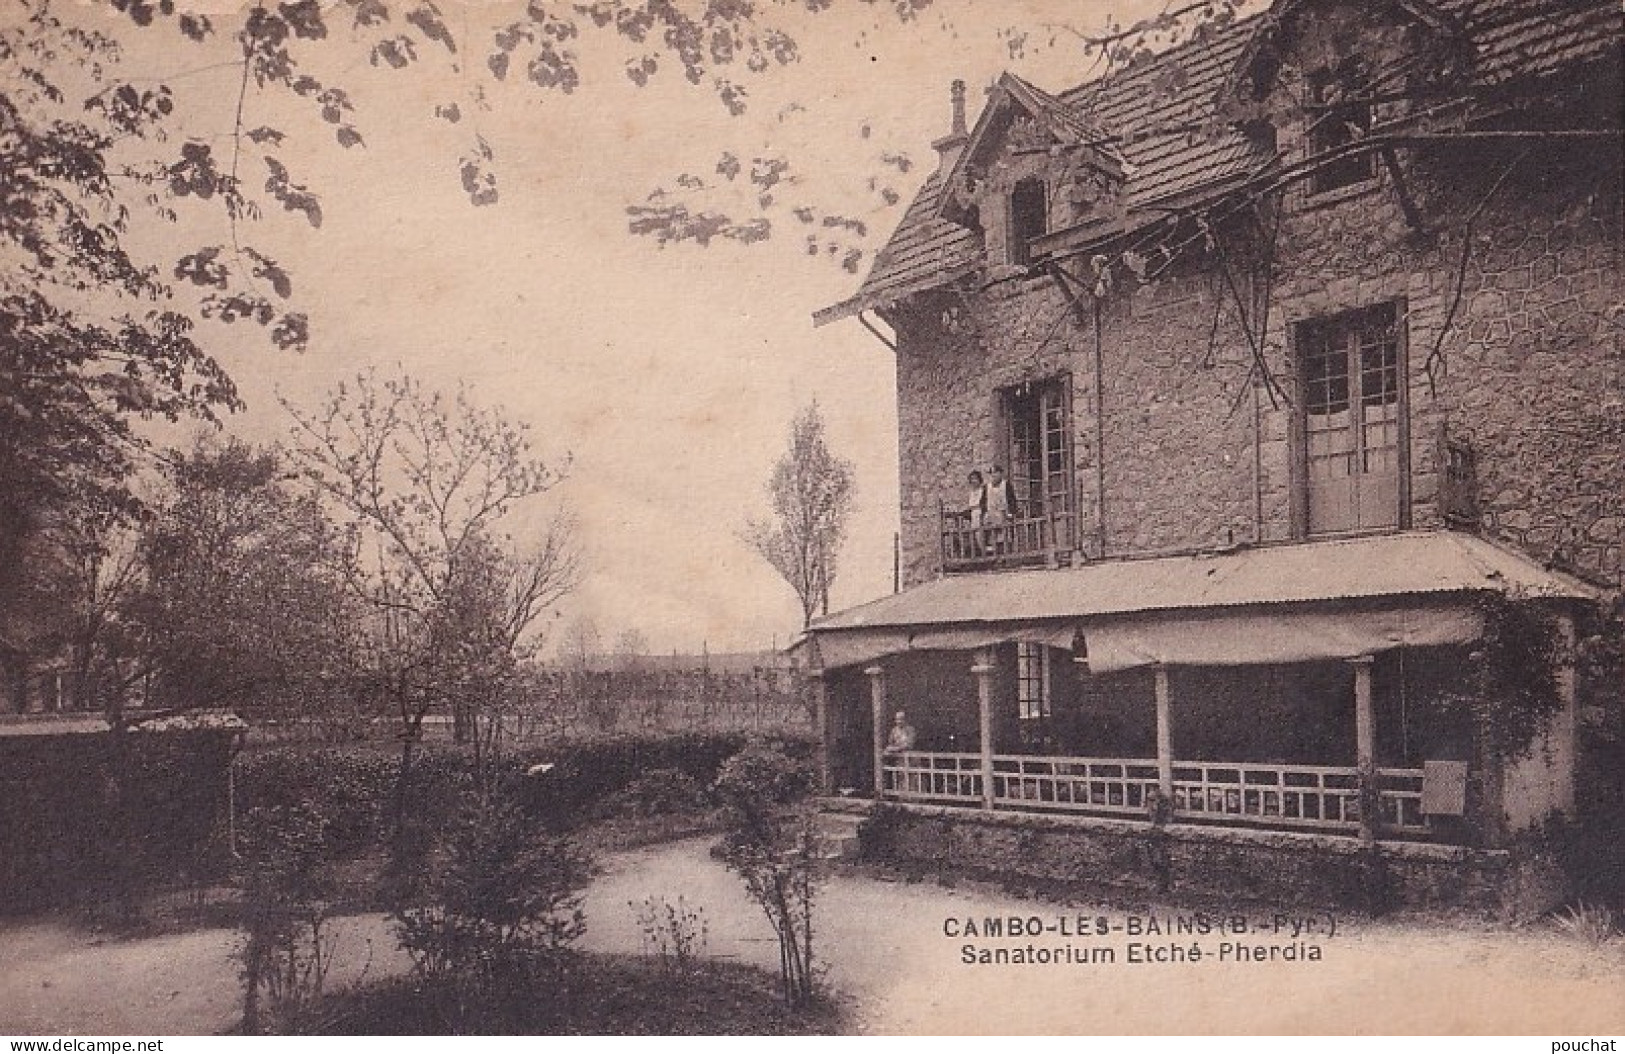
[
  {"left": 809, "top": 666, "right": 832, "bottom": 796},
  {"left": 1552, "top": 611, "right": 1579, "bottom": 815},
  {"left": 1154, "top": 665, "right": 1174, "bottom": 804},
  {"left": 973, "top": 648, "right": 997, "bottom": 810},
  {"left": 1351, "top": 655, "right": 1377, "bottom": 844},
  {"left": 866, "top": 665, "right": 887, "bottom": 798}
]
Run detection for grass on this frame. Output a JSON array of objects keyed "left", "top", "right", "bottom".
[
  {"left": 298, "top": 953, "right": 847, "bottom": 1035},
  {"left": 570, "top": 810, "right": 724, "bottom": 854},
  {"left": 1551, "top": 902, "right": 1619, "bottom": 946}
]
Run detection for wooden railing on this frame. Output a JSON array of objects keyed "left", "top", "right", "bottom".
[
  {"left": 880, "top": 751, "right": 1431, "bottom": 836},
  {"left": 1170, "top": 762, "right": 1427, "bottom": 834},
  {"left": 1376, "top": 768, "right": 1426, "bottom": 831},
  {"left": 992, "top": 755, "right": 1160, "bottom": 815},
  {"left": 882, "top": 751, "right": 984, "bottom": 804},
  {"left": 1171, "top": 762, "right": 1358, "bottom": 829},
  {"left": 939, "top": 502, "right": 1075, "bottom": 572}
]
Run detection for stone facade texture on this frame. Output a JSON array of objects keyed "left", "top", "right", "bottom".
[{"left": 889, "top": 140, "right": 1624, "bottom": 593}]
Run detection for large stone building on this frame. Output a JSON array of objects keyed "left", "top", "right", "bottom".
[{"left": 806, "top": 0, "right": 1622, "bottom": 910}]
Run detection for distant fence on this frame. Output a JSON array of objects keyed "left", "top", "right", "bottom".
[
  {"left": 514, "top": 667, "right": 809, "bottom": 741},
  {"left": 248, "top": 666, "right": 811, "bottom": 746}
]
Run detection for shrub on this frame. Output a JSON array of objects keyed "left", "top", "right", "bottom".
[
  {"left": 509, "top": 730, "right": 814, "bottom": 830},
  {"left": 0, "top": 731, "right": 236, "bottom": 916},
  {"left": 598, "top": 768, "right": 708, "bottom": 820},
  {"left": 711, "top": 740, "right": 821, "bottom": 1008},
  {"left": 394, "top": 792, "right": 591, "bottom": 1027},
  {"left": 632, "top": 894, "right": 709, "bottom": 972},
  {"left": 237, "top": 802, "right": 338, "bottom": 1034}
]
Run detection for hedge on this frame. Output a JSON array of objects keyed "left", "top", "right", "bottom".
[
  {"left": 0, "top": 730, "right": 236, "bottom": 914},
  {"left": 235, "top": 730, "right": 817, "bottom": 851}
]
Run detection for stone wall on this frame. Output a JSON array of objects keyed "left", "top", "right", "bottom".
[
  {"left": 860, "top": 804, "right": 1563, "bottom": 917},
  {"left": 888, "top": 138, "right": 1624, "bottom": 590}
]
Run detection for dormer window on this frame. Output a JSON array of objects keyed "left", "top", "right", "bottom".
[
  {"left": 1009, "top": 178, "right": 1048, "bottom": 266},
  {"left": 1307, "top": 68, "right": 1374, "bottom": 195}
]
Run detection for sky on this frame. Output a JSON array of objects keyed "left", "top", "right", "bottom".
[{"left": 87, "top": 0, "right": 1177, "bottom": 657}]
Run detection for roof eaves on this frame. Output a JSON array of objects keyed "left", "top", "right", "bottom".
[
  {"left": 808, "top": 531, "right": 1606, "bottom": 633},
  {"left": 813, "top": 262, "right": 981, "bottom": 327}
]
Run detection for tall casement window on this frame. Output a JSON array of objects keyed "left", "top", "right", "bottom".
[
  {"left": 1002, "top": 375, "right": 1073, "bottom": 547},
  {"left": 1298, "top": 303, "right": 1407, "bottom": 535},
  {"left": 1307, "top": 68, "right": 1375, "bottom": 195},
  {"left": 1015, "top": 642, "right": 1052, "bottom": 751},
  {"left": 1008, "top": 178, "right": 1048, "bottom": 265},
  {"left": 1016, "top": 643, "right": 1050, "bottom": 722}
]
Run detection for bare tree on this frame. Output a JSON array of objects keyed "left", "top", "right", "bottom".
[
  {"left": 282, "top": 368, "right": 577, "bottom": 785},
  {"left": 744, "top": 402, "right": 855, "bottom": 630},
  {"left": 557, "top": 616, "right": 601, "bottom": 674},
  {"left": 612, "top": 627, "right": 650, "bottom": 673}
]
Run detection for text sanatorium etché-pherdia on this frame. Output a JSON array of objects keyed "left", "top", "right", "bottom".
[{"left": 947, "top": 912, "right": 1337, "bottom": 967}]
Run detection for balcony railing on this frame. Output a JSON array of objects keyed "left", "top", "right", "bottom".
[
  {"left": 882, "top": 750, "right": 984, "bottom": 803},
  {"left": 881, "top": 751, "right": 1431, "bottom": 837},
  {"left": 940, "top": 501, "right": 1076, "bottom": 572}
]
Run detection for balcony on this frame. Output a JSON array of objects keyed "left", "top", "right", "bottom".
[{"left": 939, "top": 501, "right": 1076, "bottom": 573}]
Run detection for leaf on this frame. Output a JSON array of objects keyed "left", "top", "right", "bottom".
[
  {"left": 246, "top": 126, "right": 285, "bottom": 145},
  {"left": 406, "top": 3, "right": 457, "bottom": 53},
  {"left": 526, "top": 44, "right": 580, "bottom": 93},
  {"left": 716, "top": 79, "right": 746, "bottom": 116},
  {"left": 348, "top": 0, "right": 388, "bottom": 28},
  {"left": 278, "top": 0, "right": 327, "bottom": 41},
  {"left": 459, "top": 155, "right": 499, "bottom": 207},
  {"left": 263, "top": 156, "right": 323, "bottom": 228},
  {"left": 335, "top": 126, "right": 364, "bottom": 149},
  {"left": 434, "top": 102, "right": 461, "bottom": 123},
  {"left": 371, "top": 37, "right": 417, "bottom": 69},
  {"left": 174, "top": 247, "right": 229, "bottom": 289},
  {"left": 821, "top": 215, "right": 867, "bottom": 237},
  {"left": 271, "top": 312, "right": 309, "bottom": 352}
]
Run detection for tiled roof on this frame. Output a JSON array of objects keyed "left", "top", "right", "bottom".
[
  {"left": 812, "top": 170, "right": 980, "bottom": 326},
  {"left": 1059, "top": 20, "right": 1260, "bottom": 210},
  {"left": 808, "top": 531, "right": 1602, "bottom": 633},
  {"left": 820, "top": 0, "right": 1620, "bottom": 325},
  {"left": 1467, "top": 0, "right": 1622, "bottom": 85},
  {"left": 1002, "top": 74, "right": 1120, "bottom": 159}
]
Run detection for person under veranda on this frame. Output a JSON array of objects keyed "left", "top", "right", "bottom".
[{"left": 884, "top": 710, "right": 917, "bottom": 754}]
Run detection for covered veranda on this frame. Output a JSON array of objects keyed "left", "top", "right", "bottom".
[{"left": 802, "top": 532, "right": 1598, "bottom": 846}]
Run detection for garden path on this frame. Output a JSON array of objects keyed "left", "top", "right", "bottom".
[{"left": 2, "top": 837, "right": 1623, "bottom": 1034}]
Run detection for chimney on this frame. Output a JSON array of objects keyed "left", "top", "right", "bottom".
[{"left": 932, "top": 78, "right": 970, "bottom": 172}]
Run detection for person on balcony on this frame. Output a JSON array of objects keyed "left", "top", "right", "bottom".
[
  {"left": 983, "top": 465, "right": 1018, "bottom": 553},
  {"left": 961, "top": 470, "right": 987, "bottom": 556},
  {"left": 884, "top": 710, "right": 917, "bottom": 754}
]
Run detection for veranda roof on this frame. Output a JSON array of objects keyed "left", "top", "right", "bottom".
[{"left": 804, "top": 532, "right": 1603, "bottom": 672}]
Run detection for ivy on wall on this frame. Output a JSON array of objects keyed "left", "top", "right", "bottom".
[{"left": 1437, "top": 596, "right": 1568, "bottom": 761}]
